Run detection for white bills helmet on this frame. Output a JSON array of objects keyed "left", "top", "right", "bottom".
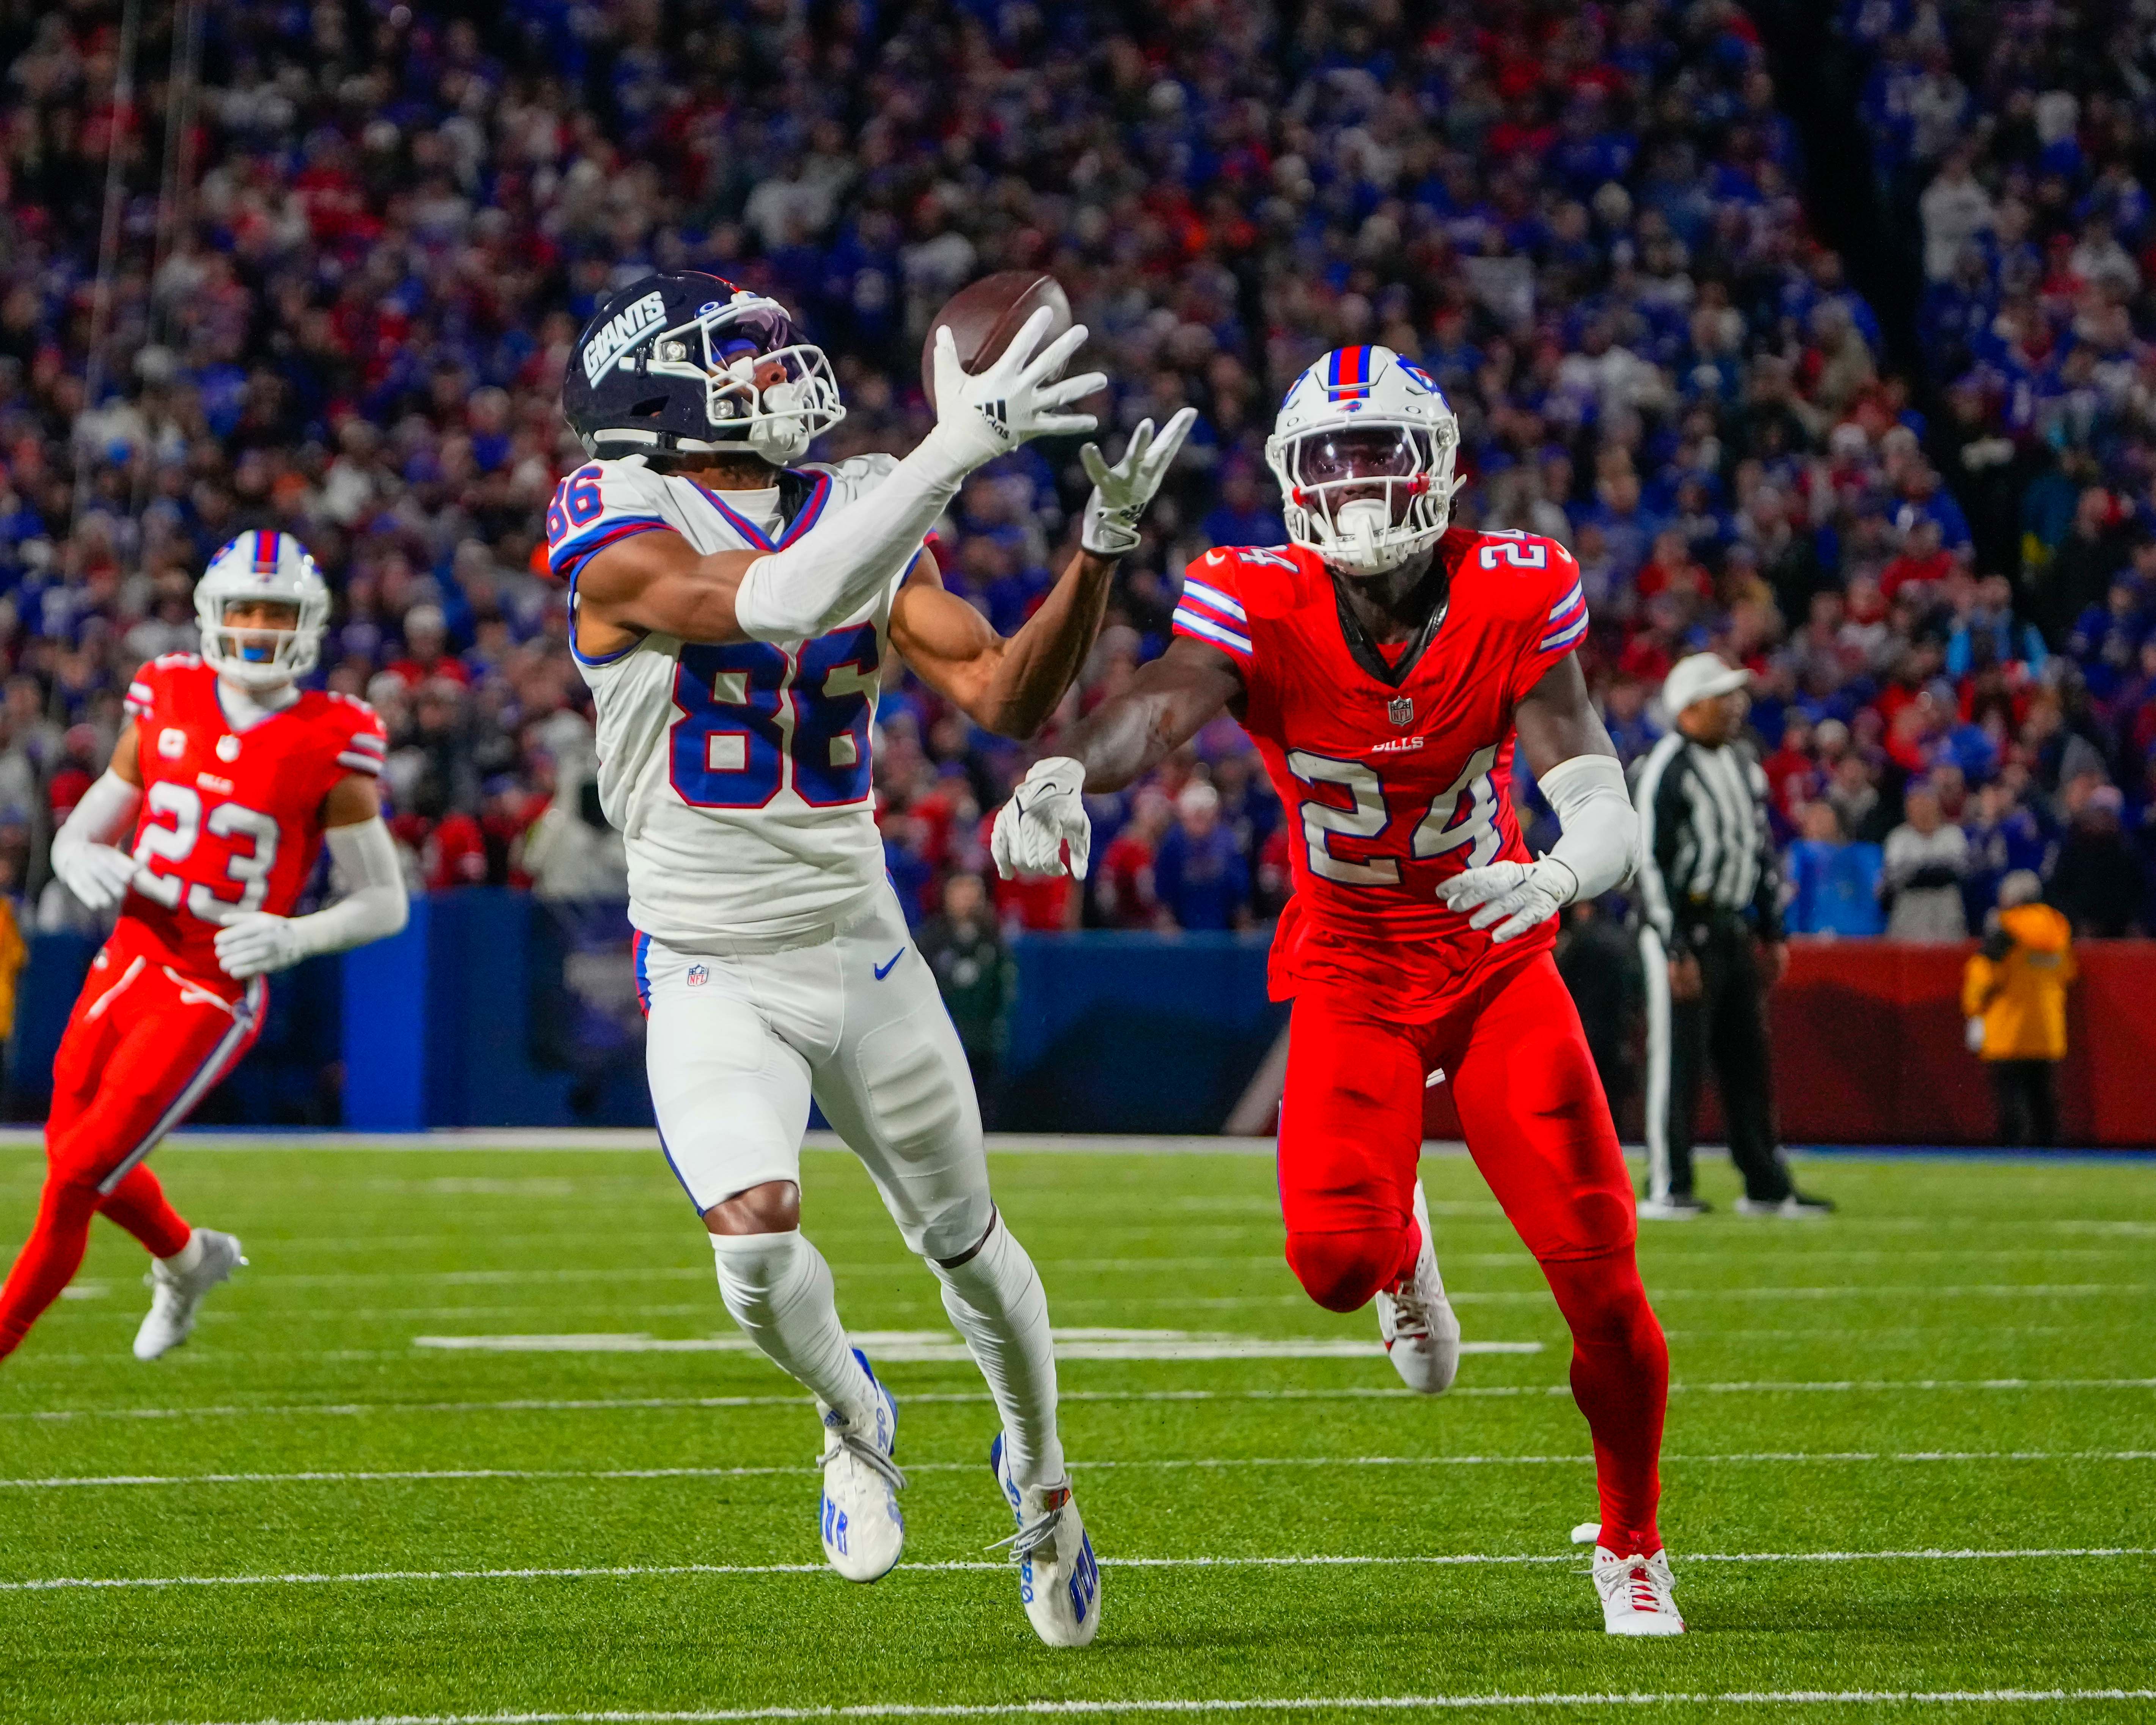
[
  {"left": 1264, "top": 346, "right": 1466, "bottom": 577},
  {"left": 195, "top": 531, "right": 331, "bottom": 690}
]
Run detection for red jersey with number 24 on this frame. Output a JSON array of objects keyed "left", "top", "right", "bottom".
[
  {"left": 120, "top": 655, "right": 388, "bottom": 979},
  {"left": 1171, "top": 529, "right": 1588, "bottom": 1019}
]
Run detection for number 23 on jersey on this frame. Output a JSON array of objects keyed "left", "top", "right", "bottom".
[{"left": 132, "top": 782, "right": 280, "bottom": 922}]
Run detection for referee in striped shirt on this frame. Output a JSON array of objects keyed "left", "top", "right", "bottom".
[{"left": 1632, "top": 654, "right": 1831, "bottom": 1220}]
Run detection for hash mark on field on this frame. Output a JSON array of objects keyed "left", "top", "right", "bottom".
[
  {"left": 8, "top": 1378, "right": 2154, "bottom": 1422},
  {"left": 104, "top": 1689, "right": 2156, "bottom": 1722},
  {"left": 6, "top": 1450, "right": 2151, "bottom": 1491},
  {"left": 9, "top": 1546, "right": 2153, "bottom": 1593}
]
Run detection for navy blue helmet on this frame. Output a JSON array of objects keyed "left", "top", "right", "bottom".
[{"left": 561, "top": 271, "right": 844, "bottom": 465}]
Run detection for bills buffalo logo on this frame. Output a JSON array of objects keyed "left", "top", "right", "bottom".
[{"left": 581, "top": 290, "right": 668, "bottom": 383}]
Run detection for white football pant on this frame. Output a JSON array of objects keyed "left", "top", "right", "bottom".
[{"left": 638, "top": 888, "right": 990, "bottom": 1260}]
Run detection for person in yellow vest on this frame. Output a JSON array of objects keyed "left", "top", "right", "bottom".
[
  {"left": 1962, "top": 870, "right": 2077, "bottom": 1147},
  {"left": 0, "top": 852, "right": 25, "bottom": 1110}
]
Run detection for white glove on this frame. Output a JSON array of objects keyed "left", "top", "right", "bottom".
[
  {"left": 1435, "top": 856, "right": 1579, "bottom": 943},
  {"left": 214, "top": 912, "right": 306, "bottom": 980},
  {"left": 1080, "top": 408, "right": 1199, "bottom": 555},
  {"left": 926, "top": 307, "right": 1108, "bottom": 474},
  {"left": 991, "top": 756, "right": 1091, "bottom": 881},
  {"left": 56, "top": 843, "right": 138, "bottom": 914}
]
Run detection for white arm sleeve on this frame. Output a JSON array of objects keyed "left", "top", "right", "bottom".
[
  {"left": 51, "top": 770, "right": 142, "bottom": 858},
  {"left": 730, "top": 427, "right": 978, "bottom": 642},
  {"left": 285, "top": 817, "right": 410, "bottom": 958},
  {"left": 49, "top": 769, "right": 146, "bottom": 912},
  {"left": 1537, "top": 752, "right": 1638, "bottom": 903}
]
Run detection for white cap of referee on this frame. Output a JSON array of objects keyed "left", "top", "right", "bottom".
[{"left": 1660, "top": 652, "right": 1752, "bottom": 725}]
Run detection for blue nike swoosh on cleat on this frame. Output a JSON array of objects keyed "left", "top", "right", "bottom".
[{"left": 873, "top": 949, "right": 904, "bottom": 980}]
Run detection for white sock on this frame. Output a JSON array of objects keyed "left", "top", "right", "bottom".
[
  {"left": 160, "top": 1231, "right": 206, "bottom": 1275},
  {"left": 710, "top": 1230, "right": 876, "bottom": 1429},
  {"left": 931, "top": 1211, "right": 1066, "bottom": 1489}
]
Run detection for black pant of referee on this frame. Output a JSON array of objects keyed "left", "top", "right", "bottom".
[
  {"left": 1632, "top": 655, "right": 1829, "bottom": 1219},
  {"left": 1641, "top": 909, "right": 1798, "bottom": 1213}
]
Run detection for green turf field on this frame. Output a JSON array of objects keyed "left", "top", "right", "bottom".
[{"left": 0, "top": 1137, "right": 2151, "bottom": 1723}]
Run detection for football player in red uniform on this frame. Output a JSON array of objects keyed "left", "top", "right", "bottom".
[
  {"left": 990, "top": 346, "right": 1682, "bottom": 1634},
  {"left": 0, "top": 533, "right": 408, "bottom": 1366}
]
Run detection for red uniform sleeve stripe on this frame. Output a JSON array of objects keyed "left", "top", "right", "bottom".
[
  {"left": 1178, "top": 592, "right": 1247, "bottom": 638},
  {"left": 1180, "top": 576, "right": 1247, "bottom": 621},
  {"left": 1538, "top": 611, "right": 1590, "bottom": 654},
  {"left": 1173, "top": 606, "right": 1254, "bottom": 658}
]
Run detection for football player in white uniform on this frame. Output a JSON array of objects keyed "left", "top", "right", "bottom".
[{"left": 551, "top": 271, "right": 1191, "bottom": 1646}]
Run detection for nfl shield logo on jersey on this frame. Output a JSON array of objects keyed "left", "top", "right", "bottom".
[
  {"left": 216, "top": 734, "right": 242, "bottom": 762},
  {"left": 686, "top": 964, "right": 709, "bottom": 987},
  {"left": 1387, "top": 695, "right": 1414, "bottom": 728}
]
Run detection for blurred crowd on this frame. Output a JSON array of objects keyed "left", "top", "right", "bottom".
[{"left": 0, "top": 0, "right": 2152, "bottom": 943}]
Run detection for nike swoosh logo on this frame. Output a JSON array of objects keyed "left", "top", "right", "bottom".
[{"left": 873, "top": 949, "right": 904, "bottom": 981}]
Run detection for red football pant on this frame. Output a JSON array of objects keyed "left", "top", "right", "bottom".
[
  {"left": 0, "top": 928, "right": 264, "bottom": 1360},
  {"left": 1278, "top": 951, "right": 1668, "bottom": 1557}
]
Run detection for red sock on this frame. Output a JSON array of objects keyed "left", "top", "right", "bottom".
[
  {"left": 1541, "top": 1246, "right": 1668, "bottom": 1556},
  {"left": 98, "top": 1164, "right": 192, "bottom": 1259},
  {"left": 0, "top": 1172, "right": 101, "bottom": 1360}
]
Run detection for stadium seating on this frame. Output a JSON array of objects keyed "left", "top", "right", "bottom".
[{"left": 0, "top": 0, "right": 2148, "bottom": 950}]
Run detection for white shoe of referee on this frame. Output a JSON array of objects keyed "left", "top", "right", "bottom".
[
  {"left": 817, "top": 1350, "right": 906, "bottom": 1583},
  {"left": 132, "top": 1228, "right": 246, "bottom": 1361},
  {"left": 1593, "top": 1544, "right": 1686, "bottom": 1635},
  {"left": 991, "top": 1433, "right": 1101, "bottom": 1646},
  {"left": 1374, "top": 1180, "right": 1461, "bottom": 1394}
]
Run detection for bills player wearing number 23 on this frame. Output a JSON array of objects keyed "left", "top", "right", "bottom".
[{"left": 2, "top": 529, "right": 406, "bottom": 1372}]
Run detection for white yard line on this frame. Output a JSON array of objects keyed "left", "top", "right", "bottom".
[
  {"left": 405, "top": 1330, "right": 1543, "bottom": 1361},
  {"left": 6, "top": 1377, "right": 2153, "bottom": 1423},
  {"left": 102, "top": 1691, "right": 2156, "bottom": 1724},
  {"left": 7, "top": 1546, "right": 2152, "bottom": 1594},
  {"left": 200, "top": 1260, "right": 2156, "bottom": 1295},
  {"left": 5, "top": 1450, "right": 2150, "bottom": 1492}
]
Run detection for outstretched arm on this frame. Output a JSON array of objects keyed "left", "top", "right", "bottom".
[
  {"left": 889, "top": 546, "right": 1119, "bottom": 739},
  {"left": 891, "top": 408, "right": 1200, "bottom": 738},
  {"left": 1063, "top": 634, "right": 1247, "bottom": 791},
  {"left": 1436, "top": 653, "right": 1638, "bottom": 940},
  {"left": 988, "top": 635, "right": 1245, "bottom": 880}
]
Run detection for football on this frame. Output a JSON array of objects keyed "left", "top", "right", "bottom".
[{"left": 920, "top": 270, "right": 1073, "bottom": 409}]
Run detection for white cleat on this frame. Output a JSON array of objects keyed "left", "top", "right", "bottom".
[
  {"left": 132, "top": 1229, "right": 245, "bottom": 1361},
  {"left": 1375, "top": 1180, "right": 1461, "bottom": 1394},
  {"left": 817, "top": 1349, "right": 905, "bottom": 1583},
  {"left": 1594, "top": 1545, "right": 1685, "bottom": 1636},
  {"left": 991, "top": 1433, "right": 1101, "bottom": 1647}
]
